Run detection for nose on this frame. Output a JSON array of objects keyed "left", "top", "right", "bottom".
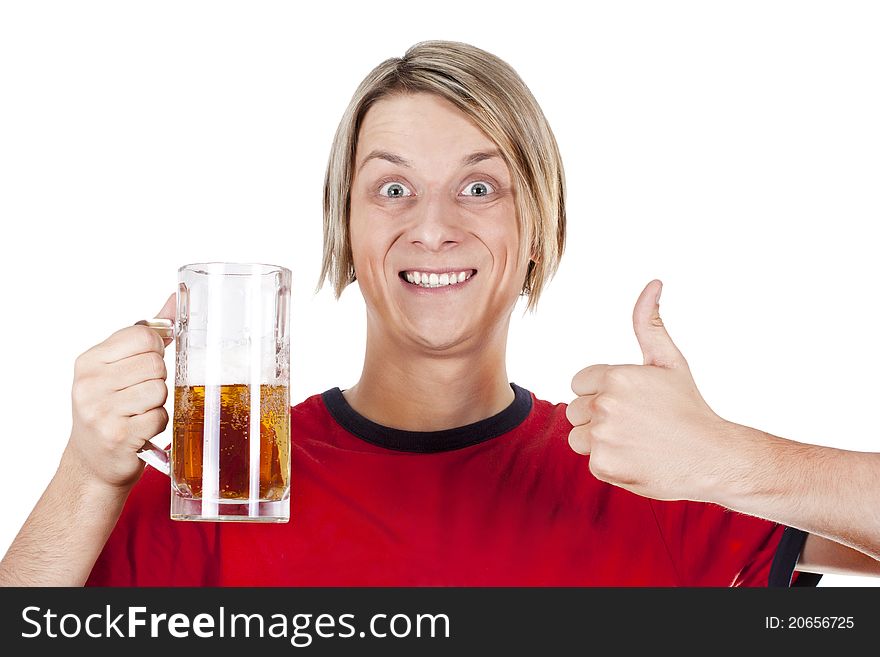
[{"left": 405, "top": 190, "right": 465, "bottom": 253}]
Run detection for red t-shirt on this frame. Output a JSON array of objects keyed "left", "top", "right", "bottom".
[{"left": 86, "top": 384, "right": 813, "bottom": 586}]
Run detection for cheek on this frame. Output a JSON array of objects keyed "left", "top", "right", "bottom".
[
  {"left": 348, "top": 206, "right": 393, "bottom": 280},
  {"left": 479, "top": 204, "right": 521, "bottom": 264}
]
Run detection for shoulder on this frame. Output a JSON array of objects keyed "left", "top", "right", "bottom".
[
  {"left": 290, "top": 390, "right": 336, "bottom": 440},
  {"left": 503, "top": 385, "right": 588, "bottom": 487},
  {"left": 515, "top": 385, "right": 573, "bottom": 445},
  {"left": 291, "top": 390, "right": 328, "bottom": 419}
]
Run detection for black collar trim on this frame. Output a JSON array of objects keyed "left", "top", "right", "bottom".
[{"left": 320, "top": 383, "right": 533, "bottom": 453}]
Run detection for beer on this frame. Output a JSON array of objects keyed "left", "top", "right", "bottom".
[{"left": 172, "top": 384, "right": 290, "bottom": 501}]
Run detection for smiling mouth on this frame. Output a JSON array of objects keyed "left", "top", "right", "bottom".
[{"left": 399, "top": 269, "right": 477, "bottom": 288}]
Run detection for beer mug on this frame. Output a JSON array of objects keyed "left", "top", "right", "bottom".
[{"left": 137, "top": 262, "right": 292, "bottom": 522}]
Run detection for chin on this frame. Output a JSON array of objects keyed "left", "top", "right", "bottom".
[
  {"left": 408, "top": 332, "right": 467, "bottom": 353},
  {"left": 404, "top": 321, "right": 472, "bottom": 353}
]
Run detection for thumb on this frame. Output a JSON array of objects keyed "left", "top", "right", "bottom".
[
  {"left": 632, "top": 279, "right": 686, "bottom": 369},
  {"left": 154, "top": 292, "right": 176, "bottom": 347},
  {"left": 135, "top": 293, "right": 176, "bottom": 348},
  {"left": 155, "top": 292, "right": 176, "bottom": 321}
]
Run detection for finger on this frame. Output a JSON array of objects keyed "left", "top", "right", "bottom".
[
  {"left": 155, "top": 292, "right": 175, "bottom": 320},
  {"left": 96, "top": 325, "right": 166, "bottom": 364},
  {"left": 152, "top": 292, "right": 176, "bottom": 348},
  {"left": 632, "top": 279, "right": 687, "bottom": 369},
  {"left": 571, "top": 364, "right": 611, "bottom": 396},
  {"left": 568, "top": 425, "right": 592, "bottom": 455},
  {"left": 565, "top": 395, "right": 593, "bottom": 427},
  {"left": 127, "top": 407, "right": 170, "bottom": 444},
  {"left": 107, "top": 351, "right": 168, "bottom": 392},
  {"left": 113, "top": 379, "right": 168, "bottom": 416}
]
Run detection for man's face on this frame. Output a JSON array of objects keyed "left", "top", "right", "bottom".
[{"left": 349, "top": 92, "right": 528, "bottom": 353}]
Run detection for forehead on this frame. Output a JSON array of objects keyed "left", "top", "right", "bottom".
[{"left": 355, "top": 93, "right": 499, "bottom": 162}]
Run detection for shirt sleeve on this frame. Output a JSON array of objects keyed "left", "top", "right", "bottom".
[
  {"left": 648, "top": 498, "right": 819, "bottom": 587},
  {"left": 768, "top": 526, "right": 823, "bottom": 587},
  {"left": 85, "top": 466, "right": 219, "bottom": 586}
]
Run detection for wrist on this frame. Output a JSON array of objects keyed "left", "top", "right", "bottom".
[
  {"left": 699, "top": 419, "right": 774, "bottom": 510},
  {"left": 57, "top": 445, "right": 136, "bottom": 506}
]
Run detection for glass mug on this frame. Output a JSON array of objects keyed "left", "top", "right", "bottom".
[{"left": 137, "top": 262, "right": 291, "bottom": 522}]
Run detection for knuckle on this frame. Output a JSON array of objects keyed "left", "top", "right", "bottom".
[
  {"left": 120, "top": 418, "right": 142, "bottom": 442},
  {"left": 81, "top": 398, "right": 109, "bottom": 430},
  {"left": 79, "top": 404, "right": 99, "bottom": 427},
  {"left": 73, "top": 352, "right": 87, "bottom": 375},
  {"left": 126, "top": 326, "right": 163, "bottom": 355},
  {"left": 104, "top": 418, "right": 127, "bottom": 443},
  {"left": 592, "top": 394, "right": 612, "bottom": 417},
  {"left": 71, "top": 381, "right": 88, "bottom": 408},
  {"left": 74, "top": 349, "right": 98, "bottom": 378},
  {"left": 605, "top": 367, "right": 628, "bottom": 387},
  {"left": 135, "top": 326, "right": 162, "bottom": 352},
  {"left": 150, "top": 407, "right": 170, "bottom": 435},
  {"left": 149, "top": 379, "right": 169, "bottom": 406},
  {"left": 146, "top": 352, "right": 167, "bottom": 380},
  {"left": 132, "top": 407, "right": 170, "bottom": 441},
  {"left": 588, "top": 455, "right": 610, "bottom": 481}
]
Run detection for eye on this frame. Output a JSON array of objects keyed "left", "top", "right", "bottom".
[
  {"left": 378, "top": 181, "right": 413, "bottom": 198},
  {"left": 461, "top": 181, "right": 495, "bottom": 197}
]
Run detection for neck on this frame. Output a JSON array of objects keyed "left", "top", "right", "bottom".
[{"left": 343, "top": 321, "right": 514, "bottom": 432}]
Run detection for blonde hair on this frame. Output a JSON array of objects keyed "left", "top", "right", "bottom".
[{"left": 318, "top": 40, "right": 566, "bottom": 311}]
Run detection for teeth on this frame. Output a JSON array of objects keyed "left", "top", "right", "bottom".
[{"left": 401, "top": 270, "right": 474, "bottom": 288}]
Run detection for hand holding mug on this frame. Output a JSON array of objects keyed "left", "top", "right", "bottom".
[{"left": 67, "top": 294, "right": 176, "bottom": 490}]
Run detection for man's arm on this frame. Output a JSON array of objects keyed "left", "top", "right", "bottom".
[
  {"left": 566, "top": 280, "right": 880, "bottom": 578},
  {"left": 801, "top": 534, "right": 880, "bottom": 576},
  {"left": 716, "top": 425, "right": 880, "bottom": 574},
  {"left": 0, "top": 295, "right": 175, "bottom": 586},
  {"left": 0, "top": 448, "right": 132, "bottom": 586}
]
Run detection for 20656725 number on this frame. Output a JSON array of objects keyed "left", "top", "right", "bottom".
[{"left": 765, "top": 616, "right": 854, "bottom": 629}]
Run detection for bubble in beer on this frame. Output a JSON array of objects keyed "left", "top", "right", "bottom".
[{"left": 171, "top": 384, "right": 290, "bottom": 501}]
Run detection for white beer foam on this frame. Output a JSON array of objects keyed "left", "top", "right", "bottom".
[{"left": 177, "top": 334, "right": 284, "bottom": 386}]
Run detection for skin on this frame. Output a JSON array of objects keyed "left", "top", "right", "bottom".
[
  {"left": 567, "top": 280, "right": 880, "bottom": 575},
  {"left": 342, "top": 92, "right": 529, "bottom": 431},
  {"left": 0, "top": 295, "right": 175, "bottom": 585},
  {"left": 0, "top": 90, "right": 876, "bottom": 584}
]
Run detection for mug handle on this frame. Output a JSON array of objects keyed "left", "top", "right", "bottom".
[
  {"left": 134, "top": 318, "right": 174, "bottom": 477},
  {"left": 137, "top": 440, "right": 171, "bottom": 476}
]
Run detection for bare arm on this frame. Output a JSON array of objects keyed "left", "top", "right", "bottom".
[
  {"left": 0, "top": 294, "right": 175, "bottom": 587},
  {"left": 0, "top": 448, "right": 133, "bottom": 586},
  {"left": 567, "top": 280, "right": 880, "bottom": 579},
  {"left": 716, "top": 424, "right": 880, "bottom": 575},
  {"left": 800, "top": 534, "right": 880, "bottom": 576}
]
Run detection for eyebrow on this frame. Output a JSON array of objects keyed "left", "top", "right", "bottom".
[{"left": 356, "top": 149, "right": 502, "bottom": 173}]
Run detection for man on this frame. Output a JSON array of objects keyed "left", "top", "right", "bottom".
[{"left": 1, "top": 41, "right": 878, "bottom": 586}]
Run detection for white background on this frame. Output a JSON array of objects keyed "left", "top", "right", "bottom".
[{"left": 0, "top": 1, "right": 877, "bottom": 587}]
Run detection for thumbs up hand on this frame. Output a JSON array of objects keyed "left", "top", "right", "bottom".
[{"left": 566, "top": 280, "right": 735, "bottom": 503}]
